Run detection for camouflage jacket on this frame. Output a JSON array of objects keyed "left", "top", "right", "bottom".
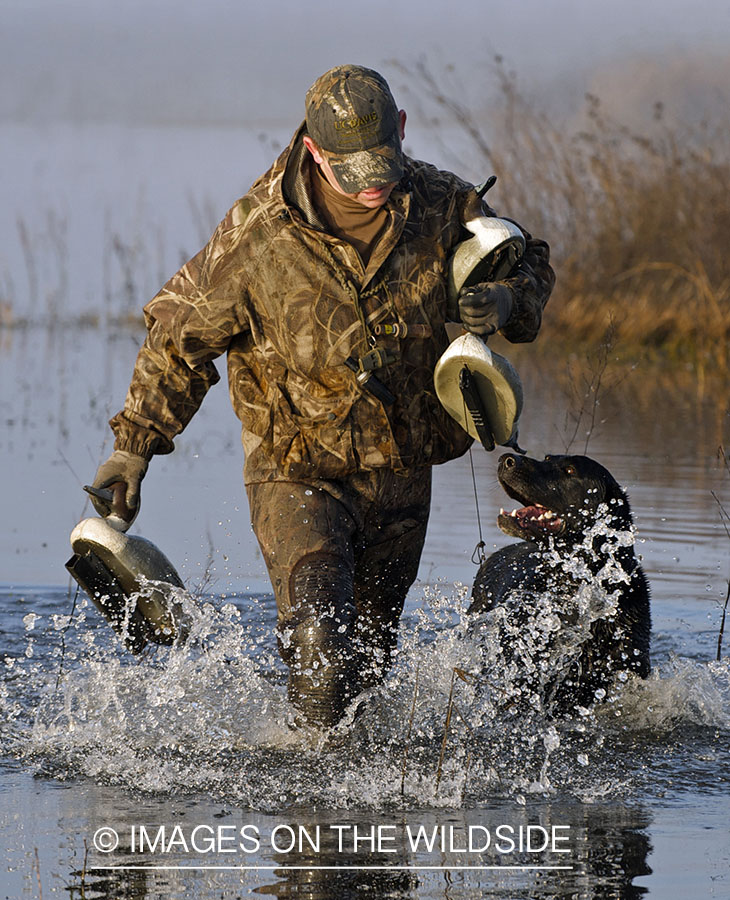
[{"left": 110, "top": 125, "right": 554, "bottom": 483}]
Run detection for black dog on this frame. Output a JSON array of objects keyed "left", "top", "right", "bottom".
[{"left": 469, "top": 453, "right": 651, "bottom": 711}]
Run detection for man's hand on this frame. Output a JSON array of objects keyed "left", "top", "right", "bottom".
[
  {"left": 90, "top": 450, "right": 148, "bottom": 523},
  {"left": 458, "top": 282, "right": 514, "bottom": 336}
]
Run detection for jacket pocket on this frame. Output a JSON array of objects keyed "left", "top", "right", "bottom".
[{"left": 272, "top": 380, "right": 356, "bottom": 478}]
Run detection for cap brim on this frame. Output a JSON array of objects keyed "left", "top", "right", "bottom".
[{"left": 326, "top": 142, "right": 404, "bottom": 193}]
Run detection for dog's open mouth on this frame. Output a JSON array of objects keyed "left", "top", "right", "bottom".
[{"left": 498, "top": 503, "right": 564, "bottom": 537}]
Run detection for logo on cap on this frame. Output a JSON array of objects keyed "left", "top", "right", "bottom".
[{"left": 305, "top": 65, "right": 404, "bottom": 193}]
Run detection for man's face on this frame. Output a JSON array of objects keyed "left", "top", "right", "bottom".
[
  {"left": 316, "top": 154, "right": 398, "bottom": 208},
  {"left": 303, "top": 110, "right": 407, "bottom": 209}
]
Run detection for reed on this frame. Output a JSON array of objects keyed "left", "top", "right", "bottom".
[
  {"left": 411, "top": 57, "right": 730, "bottom": 371},
  {"left": 400, "top": 661, "right": 420, "bottom": 797},
  {"left": 714, "top": 446, "right": 730, "bottom": 661},
  {"left": 434, "top": 667, "right": 474, "bottom": 797}
]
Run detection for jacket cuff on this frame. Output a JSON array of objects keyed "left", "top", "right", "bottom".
[{"left": 109, "top": 411, "right": 175, "bottom": 459}]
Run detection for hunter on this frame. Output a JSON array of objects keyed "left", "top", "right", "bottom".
[{"left": 90, "top": 64, "right": 555, "bottom": 727}]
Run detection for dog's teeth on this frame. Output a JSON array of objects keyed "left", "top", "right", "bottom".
[{"left": 500, "top": 508, "right": 505, "bottom": 515}]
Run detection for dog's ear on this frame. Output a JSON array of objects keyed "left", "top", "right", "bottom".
[{"left": 568, "top": 456, "right": 634, "bottom": 524}]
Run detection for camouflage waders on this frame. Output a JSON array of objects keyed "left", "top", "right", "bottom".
[{"left": 247, "top": 468, "right": 431, "bottom": 726}]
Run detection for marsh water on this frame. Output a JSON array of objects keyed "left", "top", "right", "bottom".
[{"left": 1, "top": 124, "right": 730, "bottom": 898}]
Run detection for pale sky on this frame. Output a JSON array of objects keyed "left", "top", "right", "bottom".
[{"left": 2, "top": 0, "right": 729, "bottom": 125}]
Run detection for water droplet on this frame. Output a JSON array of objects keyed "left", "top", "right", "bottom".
[
  {"left": 305, "top": 489, "right": 313, "bottom": 496},
  {"left": 22, "top": 613, "right": 39, "bottom": 632}
]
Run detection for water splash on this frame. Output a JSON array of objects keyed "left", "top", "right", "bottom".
[{"left": 1, "top": 579, "right": 728, "bottom": 811}]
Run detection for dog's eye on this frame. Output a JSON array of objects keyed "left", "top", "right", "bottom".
[{"left": 564, "top": 464, "right": 577, "bottom": 476}]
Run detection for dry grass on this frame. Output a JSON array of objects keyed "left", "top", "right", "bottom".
[{"left": 409, "top": 57, "right": 730, "bottom": 372}]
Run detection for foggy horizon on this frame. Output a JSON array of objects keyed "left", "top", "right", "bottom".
[{"left": 3, "top": 0, "right": 730, "bottom": 128}]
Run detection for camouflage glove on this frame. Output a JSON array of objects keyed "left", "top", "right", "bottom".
[
  {"left": 90, "top": 450, "right": 148, "bottom": 523},
  {"left": 458, "top": 282, "right": 514, "bottom": 336}
]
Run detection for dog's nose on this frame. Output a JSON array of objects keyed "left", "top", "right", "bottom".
[{"left": 499, "top": 453, "right": 517, "bottom": 470}]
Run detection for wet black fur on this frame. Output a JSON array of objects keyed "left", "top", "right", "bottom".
[{"left": 469, "top": 454, "right": 651, "bottom": 710}]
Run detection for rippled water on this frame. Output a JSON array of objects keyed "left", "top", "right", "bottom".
[{"left": 2, "top": 574, "right": 729, "bottom": 898}]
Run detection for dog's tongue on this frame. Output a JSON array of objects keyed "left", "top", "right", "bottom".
[
  {"left": 500, "top": 504, "right": 563, "bottom": 534},
  {"left": 518, "top": 504, "right": 545, "bottom": 520}
]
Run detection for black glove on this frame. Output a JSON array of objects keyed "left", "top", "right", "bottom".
[
  {"left": 458, "top": 282, "right": 514, "bottom": 336},
  {"left": 90, "top": 450, "right": 148, "bottom": 524}
]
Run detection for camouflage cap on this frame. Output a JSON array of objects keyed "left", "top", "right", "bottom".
[{"left": 305, "top": 65, "right": 404, "bottom": 193}]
